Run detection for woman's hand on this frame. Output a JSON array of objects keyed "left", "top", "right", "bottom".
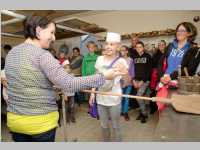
[
  {"left": 160, "top": 74, "right": 171, "bottom": 84},
  {"left": 103, "top": 67, "right": 128, "bottom": 80},
  {"left": 1, "top": 78, "right": 8, "bottom": 88},
  {"left": 89, "top": 93, "right": 95, "bottom": 106}
]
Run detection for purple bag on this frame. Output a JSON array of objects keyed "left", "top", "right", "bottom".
[{"left": 89, "top": 99, "right": 98, "bottom": 118}]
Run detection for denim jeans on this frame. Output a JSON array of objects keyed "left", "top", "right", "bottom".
[
  {"left": 97, "top": 103, "right": 122, "bottom": 142},
  {"left": 11, "top": 128, "right": 56, "bottom": 142},
  {"left": 121, "top": 85, "right": 132, "bottom": 113},
  {"left": 136, "top": 81, "right": 149, "bottom": 115}
]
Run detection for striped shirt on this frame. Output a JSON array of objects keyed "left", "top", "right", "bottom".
[{"left": 5, "top": 43, "right": 105, "bottom": 115}]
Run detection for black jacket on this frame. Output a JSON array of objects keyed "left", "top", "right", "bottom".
[
  {"left": 152, "top": 50, "right": 165, "bottom": 68},
  {"left": 129, "top": 47, "right": 137, "bottom": 59},
  {"left": 133, "top": 52, "right": 152, "bottom": 82}
]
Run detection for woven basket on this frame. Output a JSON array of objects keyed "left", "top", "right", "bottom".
[{"left": 178, "top": 76, "right": 200, "bottom": 95}]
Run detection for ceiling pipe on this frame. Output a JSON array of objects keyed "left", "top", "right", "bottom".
[
  {"left": 1, "top": 10, "right": 26, "bottom": 19},
  {"left": 1, "top": 32, "right": 24, "bottom": 38},
  {"left": 1, "top": 10, "right": 26, "bottom": 26},
  {"left": 1, "top": 18, "right": 23, "bottom": 26}
]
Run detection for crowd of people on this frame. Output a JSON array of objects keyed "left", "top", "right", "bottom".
[{"left": 1, "top": 15, "right": 200, "bottom": 142}]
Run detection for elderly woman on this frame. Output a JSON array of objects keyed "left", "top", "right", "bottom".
[{"left": 4, "top": 15, "right": 127, "bottom": 142}]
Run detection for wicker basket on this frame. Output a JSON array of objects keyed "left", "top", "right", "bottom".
[{"left": 178, "top": 76, "right": 200, "bottom": 95}]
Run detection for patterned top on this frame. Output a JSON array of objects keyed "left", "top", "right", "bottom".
[{"left": 5, "top": 43, "right": 105, "bottom": 115}]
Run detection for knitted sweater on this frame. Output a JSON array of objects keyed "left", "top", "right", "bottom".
[{"left": 5, "top": 43, "right": 105, "bottom": 115}]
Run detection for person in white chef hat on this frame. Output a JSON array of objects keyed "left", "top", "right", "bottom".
[{"left": 89, "top": 32, "right": 128, "bottom": 142}]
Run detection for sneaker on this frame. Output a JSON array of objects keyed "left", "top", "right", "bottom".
[
  {"left": 58, "top": 121, "right": 61, "bottom": 127},
  {"left": 124, "top": 113, "right": 130, "bottom": 121},
  {"left": 150, "top": 108, "right": 157, "bottom": 114},
  {"left": 136, "top": 113, "right": 142, "bottom": 120},
  {"left": 140, "top": 114, "right": 148, "bottom": 123},
  {"left": 150, "top": 102, "right": 158, "bottom": 114},
  {"left": 71, "top": 116, "right": 76, "bottom": 123},
  {"left": 66, "top": 117, "right": 70, "bottom": 123}
]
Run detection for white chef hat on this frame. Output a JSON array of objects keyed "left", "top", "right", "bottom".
[
  {"left": 62, "top": 60, "right": 70, "bottom": 66},
  {"left": 106, "top": 32, "right": 121, "bottom": 43}
]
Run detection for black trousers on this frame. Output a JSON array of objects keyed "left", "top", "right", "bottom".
[{"left": 11, "top": 128, "right": 56, "bottom": 142}]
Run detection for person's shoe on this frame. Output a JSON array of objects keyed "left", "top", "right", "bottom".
[
  {"left": 150, "top": 108, "right": 157, "bottom": 114},
  {"left": 136, "top": 113, "right": 142, "bottom": 120},
  {"left": 140, "top": 114, "right": 148, "bottom": 123},
  {"left": 150, "top": 102, "right": 158, "bottom": 114},
  {"left": 70, "top": 109, "right": 76, "bottom": 123},
  {"left": 66, "top": 112, "right": 70, "bottom": 123},
  {"left": 132, "top": 105, "right": 139, "bottom": 109},
  {"left": 124, "top": 113, "right": 130, "bottom": 121},
  {"left": 121, "top": 112, "right": 124, "bottom": 116},
  {"left": 131, "top": 101, "right": 139, "bottom": 109},
  {"left": 66, "top": 117, "right": 70, "bottom": 123},
  {"left": 58, "top": 121, "right": 61, "bottom": 127},
  {"left": 71, "top": 117, "right": 76, "bottom": 123}
]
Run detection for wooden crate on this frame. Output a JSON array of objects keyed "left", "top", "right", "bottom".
[{"left": 178, "top": 76, "right": 200, "bottom": 95}]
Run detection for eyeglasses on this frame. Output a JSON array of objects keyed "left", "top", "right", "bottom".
[{"left": 177, "top": 29, "right": 187, "bottom": 33}]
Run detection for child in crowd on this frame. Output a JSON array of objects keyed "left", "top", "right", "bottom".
[
  {"left": 89, "top": 32, "right": 128, "bottom": 142},
  {"left": 119, "top": 45, "right": 135, "bottom": 121},
  {"left": 58, "top": 51, "right": 67, "bottom": 65},
  {"left": 132, "top": 41, "right": 152, "bottom": 123},
  {"left": 82, "top": 41, "right": 98, "bottom": 76},
  {"left": 62, "top": 60, "right": 76, "bottom": 123},
  {"left": 69, "top": 47, "right": 84, "bottom": 106},
  {"left": 82, "top": 41, "right": 98, "bottom": 111},
  {"left": 58, "top": 50, "right": 76, "bottom": 123}
]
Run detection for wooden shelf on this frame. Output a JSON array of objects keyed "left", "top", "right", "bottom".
[{"left": 98, "top": 28, "right": 176, "bottom": 42}]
